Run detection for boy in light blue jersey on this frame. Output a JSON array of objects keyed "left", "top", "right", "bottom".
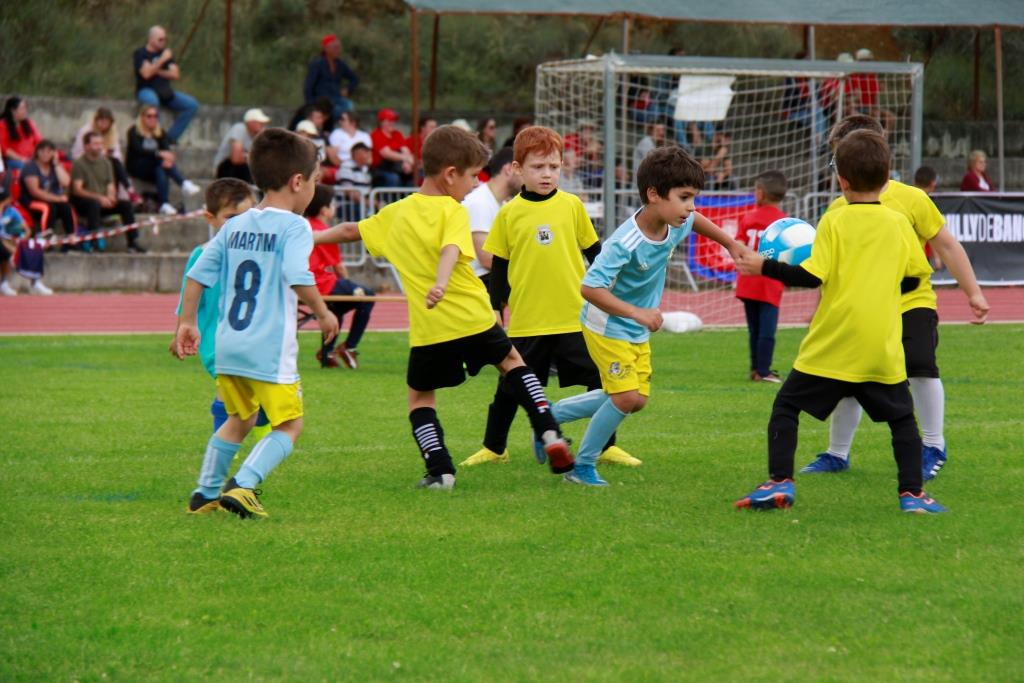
[
  {"left": 560, "top": 146, "right": 746, "bottom": 486},
  {"left": 173, "top": 128, "right": 339, "bottom": 518},
  {"left": 173, "top": 179, "right": 275, "bottom": 513}
]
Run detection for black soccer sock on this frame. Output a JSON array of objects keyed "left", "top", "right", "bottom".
[
  {"left": 767, "top": 396, "right": 801, "bottom": 481},
  {"left": 503, "top": 366, "right": 559, "bottom": 439},
  {"left": 482, "top": 383, "right": 519, "bottom": 453},
  {"left": 890, "top": 412, "right": 923, "bottom": 494},
  {"left": 409, "top": 407, "right": 455, "bottom": 477}
]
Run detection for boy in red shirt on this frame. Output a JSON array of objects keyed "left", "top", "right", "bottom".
[
  {"left": 305, "top": 184, "right": 375, "bottom": 369},
  {"left": 735, "top": 170, "right": 788, "bottom": 383}
]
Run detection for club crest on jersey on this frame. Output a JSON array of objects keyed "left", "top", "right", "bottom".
[
  {"left": 535, "top": 224, "right": 553, "bottom": 245},
  {"left": 609, "top": 361, "right": 622, "bottom": 377}
]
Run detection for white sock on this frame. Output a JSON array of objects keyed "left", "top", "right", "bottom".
[
  {"left": 827, "top": 396, "right": 863, "bottom": 460},
  {"left": 910, "top": 377, "right": 945, "bottom": 450}
]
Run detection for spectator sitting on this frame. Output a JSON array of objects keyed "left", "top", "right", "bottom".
[
  {"left": 305, "top": 183, "right": 374, "bottom": 370},
  {"left": 288, "top": 97, "right": 332, "bottom": 133},
  {"left": 304, "top": 34, "right": 359, "bottom": 120},
  {"left": 71, "top": 107, "right": 140, "bottom": 203},
  {"left": 296, "top": 120, "right": 341, "bottom": 184},
  {"left": 477, "top": 117, "right": 498, "bottom": 154},
  {"left": 0, "top": 97, "right": 44, "bottom": 171},
  {"left": 702, "top": 130, "right": 736, "bottom": 190},
  {"left": 70, "top": 131, "right": 145, "bottom": 253},
  {"left": 370, "top": 109, "right": 414, "bottom": 187},
  {"left": 213, "top": 108, "right": 270, "bottom": 183},
  {"left": 559, "top": 149, "right": 586, "bottom": 195},
  {"left": 410, "top": 114, "right": 438, "bottom": 184},
  {"left": 501, "top": 117, "right": 532, "bottom": 148},
  {"left": 1, "top": 178, "right": 52, "bottom": 296},
  {"left": 19, "top": 140, "right": 75, "bottom": 239},
  {"left": 133, "top": 25, "right": 199, "bottom": 144},
  {"left": 328, "top": 111, "right": 372, "bottom": 173},
  {"left": 849, "top": 49, "right": 896, "bottom": 134},
  {"left": 633, "top": 122, "right": 666, "bottom": 178},
  {"left": 960, "top": 150, "right": 995, "bottom": 192},
  {"left": 126, "top": 104, "right": 200, "bottom": 215},
  {"left": 335, "top": 142, "right": 372, "bottom": 220},
  {"left": 563, "top": 120, "right": 603, "bottom": 188}
]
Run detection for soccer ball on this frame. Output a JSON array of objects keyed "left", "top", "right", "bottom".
[{"left": 758, "top": 217, "right": 816, "bottom": 266}]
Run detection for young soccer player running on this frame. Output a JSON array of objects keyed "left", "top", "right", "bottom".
[
  {"left": 734, "top": 130, "right": 946, "bottom": 513},
  {"left": 735, "top": 170, "right": 788, "bottom": 384},
  {"left": 312, "top": 125, "right": 573, "bottom": 489},
  {"left": 560, "top": 146, "right": 746, "bottom": 486},
  {"left": 462, "top": 125, "right": 638, "bottom": 469},
  {"left": 305, "top": 183, "right": 376, "bottom": 369},
  {"left": 801, "top": 116, "right": 989, "bottom": 479},
  {"left": 173, "top": 128, "right": 339, "bottom": 518},
  {"left": 172, "top": 179, "right": 275, "bottom": 513}
]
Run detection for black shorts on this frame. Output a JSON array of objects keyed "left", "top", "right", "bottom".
[
  {"left": 902, "top": 308, "right": 940, "bottom": 378},
  {"left": 776, "top": 369, "right": 915, "bottom": 423},
  {"left": 511, "top": 332, "right": 601, "bottom": 388},
  {"left": 407, "top": 324, "right": 512, "bottom": 391}
]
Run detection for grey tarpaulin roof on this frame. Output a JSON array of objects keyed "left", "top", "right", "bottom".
[{"left": 404, "top": 0, "right": 1024, "bottom": 27}]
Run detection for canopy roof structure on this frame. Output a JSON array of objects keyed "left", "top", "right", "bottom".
[{"left": 405, "top": 0, "right": 1024, "bottom": 27}]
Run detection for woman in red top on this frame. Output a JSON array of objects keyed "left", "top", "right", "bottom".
[
  {"left": 735, "top": 171, "right": 788, "bottom": 383},
  {"left": 0, "top": 97, "right": 43, "bottom": 171},
  {"left": 960, "top": 150, "right": 995, "bottom": 192}
]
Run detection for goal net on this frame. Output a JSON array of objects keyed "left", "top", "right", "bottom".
[{"left": 535, "top": 54, "right": 924, "bottom": 327}]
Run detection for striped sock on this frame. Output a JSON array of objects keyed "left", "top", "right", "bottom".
[
  {"left": 234, "top": 431, "right": 294, "bottom": 489},
  {"left": 410, "top": 407, "right": 454, "bottom": 476},
  {"left": 503, "top": 365, "right": 559, "bottom": 438}
]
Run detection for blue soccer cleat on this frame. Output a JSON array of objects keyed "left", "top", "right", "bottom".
[
  {"left": 922, "top": 446, "right": 947, "bottom": 481},
  {"left": 735, "top": 479, "right": 795, "bottom": 510},
  {"left": 899, "top": 491, "right": 948, "bottom": 514},
  {"left": 563, "top": 464, "right": 609, "bottom": 487},
  {"left": 800, "top": 452, "right": 850, "bottom": 474}
]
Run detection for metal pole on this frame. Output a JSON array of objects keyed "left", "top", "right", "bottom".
[
  {"left": 410, "top": 9, "right": 420, "bottom": 157},
  {"left": 223, "top": 0, "right": 232, "bottom": 105},
  {"left": 429, "top": 14, "right": 440, "bottom": 112},
  {"left": 602, "top": 56, "right": 616, "bottom": 237},
  {"left": 622, "top": 16, "right": 631, "bottom": 54},
  {"left": 807, "top": 26, "right": 818, "bottom": 198},
  {"left": 995, "top": 26, "right": 1005, "bottom": 192},
  {"left": 973, "top": 29, "right": 981, "bottom": 120},
  {"left": 807, "top": 25, "right": 815, "bottom": 59},
  {"left": 911, "top": 64, "right": 924, "bottom": 178}
]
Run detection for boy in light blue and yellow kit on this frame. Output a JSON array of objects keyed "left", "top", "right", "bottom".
[
  {"left": 173, "top": 128, "right": 339, "bottom": 518},
  {"left": 560, "top": 146, "right": 744, "bottom": 486}
]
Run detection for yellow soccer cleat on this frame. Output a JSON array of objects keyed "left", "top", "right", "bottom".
[
  {"left": 598, "top": 445, "right": 643, "bottom": 467},
  {"left": 459, "top": 447, "right": 510, "bottom": 466},
  {"left": 186, "top": 492, "right": 221, "bottom": 514},
  {"left": 219, "top": 478, "right": 268, "bottom": 519}
]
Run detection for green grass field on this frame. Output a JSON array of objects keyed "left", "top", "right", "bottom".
[{"left": 3, "top": 325, "right": 1022, "bottom": 682}]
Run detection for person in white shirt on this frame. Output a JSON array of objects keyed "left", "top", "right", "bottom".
[
  {"left": 328, "top": 111, "right": 372, "bottom": 171},
  {"left": 462, "top": 146, "right": 522, "bottom": 288}
]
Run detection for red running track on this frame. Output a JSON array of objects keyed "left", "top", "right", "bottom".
[{"left": 0, "top": 288, "right": 1020, "bottom": 335}]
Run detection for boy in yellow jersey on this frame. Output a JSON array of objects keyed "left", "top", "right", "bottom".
[
  {"left": 462, "top": 125, "right": 639, "bottom": 469},
  {"left": 800, "top": 116, "right": 989, "bottom": 480},
  {"left": 734, "top": 130, "right": 946, "bottom": 513},
  {"left": 311, "top": 125, "right": 574, "bottom": 489}
]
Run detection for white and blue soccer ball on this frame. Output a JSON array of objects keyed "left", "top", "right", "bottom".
[{"left": 758, "top": 217, "right": 816, "bottom": 266}]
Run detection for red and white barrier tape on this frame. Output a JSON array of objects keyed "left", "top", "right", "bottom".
[{"left": 42, "top": 209, "right": 205, "bottom": 248}]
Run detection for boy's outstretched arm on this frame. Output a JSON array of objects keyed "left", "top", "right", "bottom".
[
  {"left": 313, "top": 222, "right": 362, "bottom": 245},
  {"left": 427, "top": 244, "right": 460, "bottom": 309},
  {"left": 693, "top": 211, "right": 750, "bottom": 260},
  {"left": 172, "top": 278, "right": 205, "bottom": 359},
  {"left": 928, "top": 228, "right": 989, "bottom": 324},
  {"left": 293, "top": 284, "right": 339, "bottom": 344},
  {"left": 735, "top": 250, "right": 823, "bottom": 288},
  {"left": 582, "top": 285, "right": 663, "bottom": 332}
]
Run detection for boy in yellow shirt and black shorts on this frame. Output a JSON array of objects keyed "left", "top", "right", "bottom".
[
  {"left": 462, "top": 125, "right": 638, "bottom": 469},
  {"left": 734, "top": 129, "right": 947, "bottom": 513},
  {"left": 312, "top": 125, "right": 574, "bottom": 489}
]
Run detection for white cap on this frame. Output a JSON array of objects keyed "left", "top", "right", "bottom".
[
  {"left": 449, "top": 118, "right": 472, "bottom": 132},
  {"left": 244, "top": 108, "right": 270, "bottom": 123},
  {"left": 296, "top": 120, "right": 319, "bottom": 136},
  {"left": 836, "top": 52, "right": 855, "bottom": 63},
  {"left": 855, "top": 48, "right": 874, "bottom": 61}
]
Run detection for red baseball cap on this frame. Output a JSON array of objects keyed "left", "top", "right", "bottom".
[
  {"left": 322, "top": 34, "right": 339, "bottom": 50},
  {"left": 377, "top": 108, "right": 398, "bottom": 122}
]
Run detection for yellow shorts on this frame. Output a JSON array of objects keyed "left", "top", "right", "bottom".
[
  {"left": 216, "top": 375, "right": 304, "bottom": 426},
  {"left": 582, "top": 328, "right": 652, "bottom": 396}
]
